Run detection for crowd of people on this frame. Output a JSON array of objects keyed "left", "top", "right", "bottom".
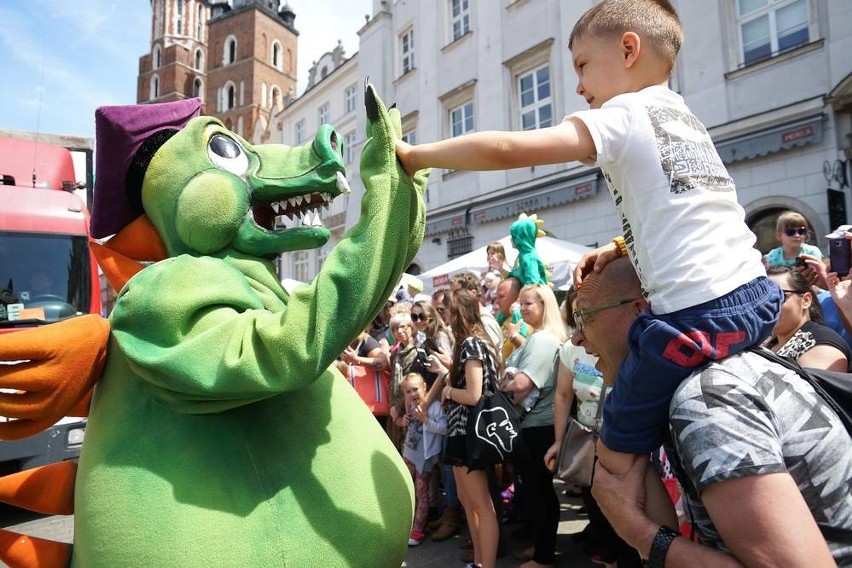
[{"left": 334, "top": 1, "right": 851, "bottom": 566}]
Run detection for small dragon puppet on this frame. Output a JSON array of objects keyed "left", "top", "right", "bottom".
[
  {"left": 0, "top": 84, "right": 425, "bottom": 567},
  {"left": 508, "top": 212, "right": 550, "bottom": 286}
]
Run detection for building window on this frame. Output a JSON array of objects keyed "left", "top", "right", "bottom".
[
  {"left": 344, "top": 131, "right": 356, "bottom": 165},
  {"left": 344, "top": 84, "right": 357, "bottom": 114},
  {"left": 153, "top": 45, "right": 162, "bottom": 69},
  {"left": 295, "top": 119, "right": 305, "bottom": 144},
  {"left": 518, "top": 65, "right": 552, "bottom": 130},
  {"left": 272, "top": 40, "right": 283, "bottom": 70},
  {"left": 294, "top": 251, "right": 310, "bottom": 282},
  {"left": 149, "top": 75, "right": 160, "bottom": 100},
  {"left": 318, "top": 103, "right": 330, "bottom": 126},
  {"left": 447, "top": 229, "right": 473, "bottom": 259},
  {"left": 449, "top": 102, "right": 474, "bottom": 137},
  {"left": 401, "top": 28, "right": 415, "bottom": 75},
  {"left": 270, "top": 86, "right": 282, "bottom": 110},
  {"left": 196, "top": 4, "right": 204, "bottom": 39},
  {"left": 176, "top": 0, "right": 184, "bottom": 35},
  {"left": 450, "top": 0, "right": 470, "bottom": 41},
  {"left": 402, "top": 129, "right": 416, "bottom": 145},
  {"left": 193, "top": 78, "right": 203, "bottom": 100},
  {"left": 194, "top": 48, "right": 203, "bottom": 70},
  {"left": 225, "top": 83, "right": 236, "bottom": 110},
  {"left": 737, "top": 0, "right": 809, "bottom": 66},
  {"left": 225, "top": 37, "right": 237, "bottom": 65}
]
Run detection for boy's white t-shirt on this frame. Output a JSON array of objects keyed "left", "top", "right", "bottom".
[{"left": 570, "top": 85, "right": 765, "bottom": 314}]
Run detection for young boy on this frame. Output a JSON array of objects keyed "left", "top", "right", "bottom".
[
  {"left": 764, "top": 210, "right": 823, "bottom": 268},
  {"left": 396, "top": 0, "right": 783, "bottom": 524}
]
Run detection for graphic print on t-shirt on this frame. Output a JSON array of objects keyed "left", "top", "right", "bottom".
[{"left": 647, "top": 106, "right": 735, "bottom": 195}]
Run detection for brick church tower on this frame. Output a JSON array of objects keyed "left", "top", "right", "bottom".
[{"left": 137, "top": 0, "right": 298, "bottom": 143}]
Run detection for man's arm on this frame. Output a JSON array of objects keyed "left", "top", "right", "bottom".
[
  {"left": 395, "top": 117, "right": 595, "bottom": 177},
  {"left": 593, "top": 456, "right": 836, "bottom": 567},
  {"left": 700, "top": 472, "right": 836, "bottom": 567}
]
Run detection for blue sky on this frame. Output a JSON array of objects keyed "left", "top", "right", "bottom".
[{"left": 0, "top": 0, "right": 373, "bottom": 140}]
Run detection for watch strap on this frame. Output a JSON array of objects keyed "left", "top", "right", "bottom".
[{"left": 647, "top": 525, "right": 679, "bottom": 568}]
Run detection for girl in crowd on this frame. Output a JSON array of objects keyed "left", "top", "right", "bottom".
[
  {"left": 400, "top": 372, "right": 448, "bottom": 547},
  {"left": 763, "top": 210, "right": 823, "bottom": 268},
  {"left": 427, "top": 289, "right": 501, "bottom": 568},
  {"left": 486, "top": 241, "right": 510, "bottom": 277},
  {"left": 388, "top": 311, "right": 430, "bottom": 450},
  {"left": 765, "top": 265, "right": 852, "bottom": 371},
  {"left": 500, "top": 283, "right": 566, "bottom": 568}
]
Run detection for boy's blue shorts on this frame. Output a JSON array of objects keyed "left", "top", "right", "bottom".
[{"left": 599, "top": 276, "right": 783, "bottom": 454}]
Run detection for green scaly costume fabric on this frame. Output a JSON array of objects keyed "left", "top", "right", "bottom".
[{"left": 71, "top": 86, "right": 427, "bottom": 567}]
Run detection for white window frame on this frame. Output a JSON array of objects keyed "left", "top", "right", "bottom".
[
  {"left": 450, "top": 0, "right": 470, "bottom": 42},
  {"left": 176, "top": 0, "right": 184, "bottom": 35},
  {"left": 735, "top": 0, "right": 811, "bottom": 66},
  {"left": 272, "top": 40, "right": 283, "bottom": 70},
  {"left": 449, "top": 102, "right": 474, "bottom": 138},
  {"left": 194, "top": 48, "right": 203, "bottom": 70},
  {"left": 224, "top": 36, "right": 237, "bottom": 65},
  {"left": 344, "top": 84, "right": 357, "bottom": 114},
  {"left": 318, "top": 103, "right": 330, "bottom": 126},
  {"left": 193, "top": 77, "right": 203, "bottom": 101},
  {"left": 149, "top": 75, "right": 160, "bottom": 100},
  {"left": 294, "top": 251, "right": 310, "bottom": 282},
  {"left": 295, "top": 119, "right": 305, "bottom": 145},
  {"left": 517, "top": 64, "right": 553, "bottom": 131},
  {"left": 153, "top": 45, "right": 162, "bottom": 69},
  {"left": 400, "top": 27, "right": 415, "bottom": 76},
  {"left": 343, "top": 131, "right": 357, "bottom": 165}
]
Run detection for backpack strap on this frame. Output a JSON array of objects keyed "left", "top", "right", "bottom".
[{"left": 747, "top": 346, "right": 852, "bottom": 435}]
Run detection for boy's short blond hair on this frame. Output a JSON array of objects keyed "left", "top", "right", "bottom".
[
  {"left": 775, "top": 210, "right": 808, "bottom": 231},
  {"left": 569, "top": 0, "right": 683, "bottom": 74}
]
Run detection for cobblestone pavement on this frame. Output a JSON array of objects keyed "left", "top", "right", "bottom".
[
  {"left": 0, "top": 481, "right": 598, "bottom": 567},
  {"left": 404, "top": 480, "right": 599, "bottom": 568}
]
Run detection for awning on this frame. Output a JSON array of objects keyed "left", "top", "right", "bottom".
[
  {"left": 424, "top": 212, "right": 467, "bottom": 236},
  {"left": 469, "top": 173, "right": 599, "bottom": 225},
  {"left": 715, "top": 114, "right": 824, "bottom": 163}
]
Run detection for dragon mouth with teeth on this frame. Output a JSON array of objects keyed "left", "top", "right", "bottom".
[{"left": 250, "top": 171, "right": 351, "bottom": 232}]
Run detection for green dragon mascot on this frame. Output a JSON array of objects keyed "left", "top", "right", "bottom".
[{"left": 0, "top": 84, "right": 425, "bottom": 567}]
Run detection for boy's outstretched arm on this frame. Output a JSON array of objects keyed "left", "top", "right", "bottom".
[{"left": 395, "top": 117, "right": 595, "bottom": 177}]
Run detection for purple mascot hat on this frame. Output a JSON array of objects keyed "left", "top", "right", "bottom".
[{"left": 91, "top": 98, "right": 201, "bottom": 239}]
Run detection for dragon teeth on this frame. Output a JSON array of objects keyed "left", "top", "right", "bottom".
[
  {"left": 336, "top": 171, "right": 351, "bottom": 195},
  {"left": 271, "top": 202, "right": 280, "bottom": 213}
]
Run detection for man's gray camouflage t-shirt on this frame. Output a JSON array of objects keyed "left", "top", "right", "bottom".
[{"left": 667, "top": 351, "right": 852, "bottom": 563}]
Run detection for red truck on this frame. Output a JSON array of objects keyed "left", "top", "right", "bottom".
[{"left": 0, "top": 133, "right": 99, "bottom": 474}]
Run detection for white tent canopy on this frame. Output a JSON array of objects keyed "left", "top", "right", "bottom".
[{"left": 419, "top": 235, "right": 592, "bottom": 292}]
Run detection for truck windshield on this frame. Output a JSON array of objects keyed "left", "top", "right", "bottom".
[{"left": 0, "top": 233, "right": 92, "bottom": 326}]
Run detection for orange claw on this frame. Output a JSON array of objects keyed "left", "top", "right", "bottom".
[
  {"left": 0, "top": 314, "right": 110, "bottom": 440},
  {"left": 0, "top": 529, "right": 71, "bottom": 568}
]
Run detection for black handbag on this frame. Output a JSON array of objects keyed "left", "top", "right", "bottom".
[{"left": 465, "top": 377, "right": 528, "bottom": 470}]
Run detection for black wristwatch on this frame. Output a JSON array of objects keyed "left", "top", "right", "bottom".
[{"left": 647, "top": 525, "right": 679, "bottom": 568}]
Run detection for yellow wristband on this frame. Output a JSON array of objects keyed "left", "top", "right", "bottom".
[{"left": 612, "top": 236, "right": 628, "bottom": 258}]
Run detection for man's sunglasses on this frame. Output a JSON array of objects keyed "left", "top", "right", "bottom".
[{"left": 783, "top": 227, "right": 809, "bottom": 237}]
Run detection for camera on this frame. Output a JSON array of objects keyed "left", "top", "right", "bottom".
[{"left": 827, "top": 225, "right": 852, "bottom": 277}]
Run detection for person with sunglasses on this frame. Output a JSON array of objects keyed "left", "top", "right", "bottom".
[
  {"left": 763, "top": 210, "right": 824, "bottom": 268},
  {"left": 764, "top": 265, "right": 852, "bottom": 372}
]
